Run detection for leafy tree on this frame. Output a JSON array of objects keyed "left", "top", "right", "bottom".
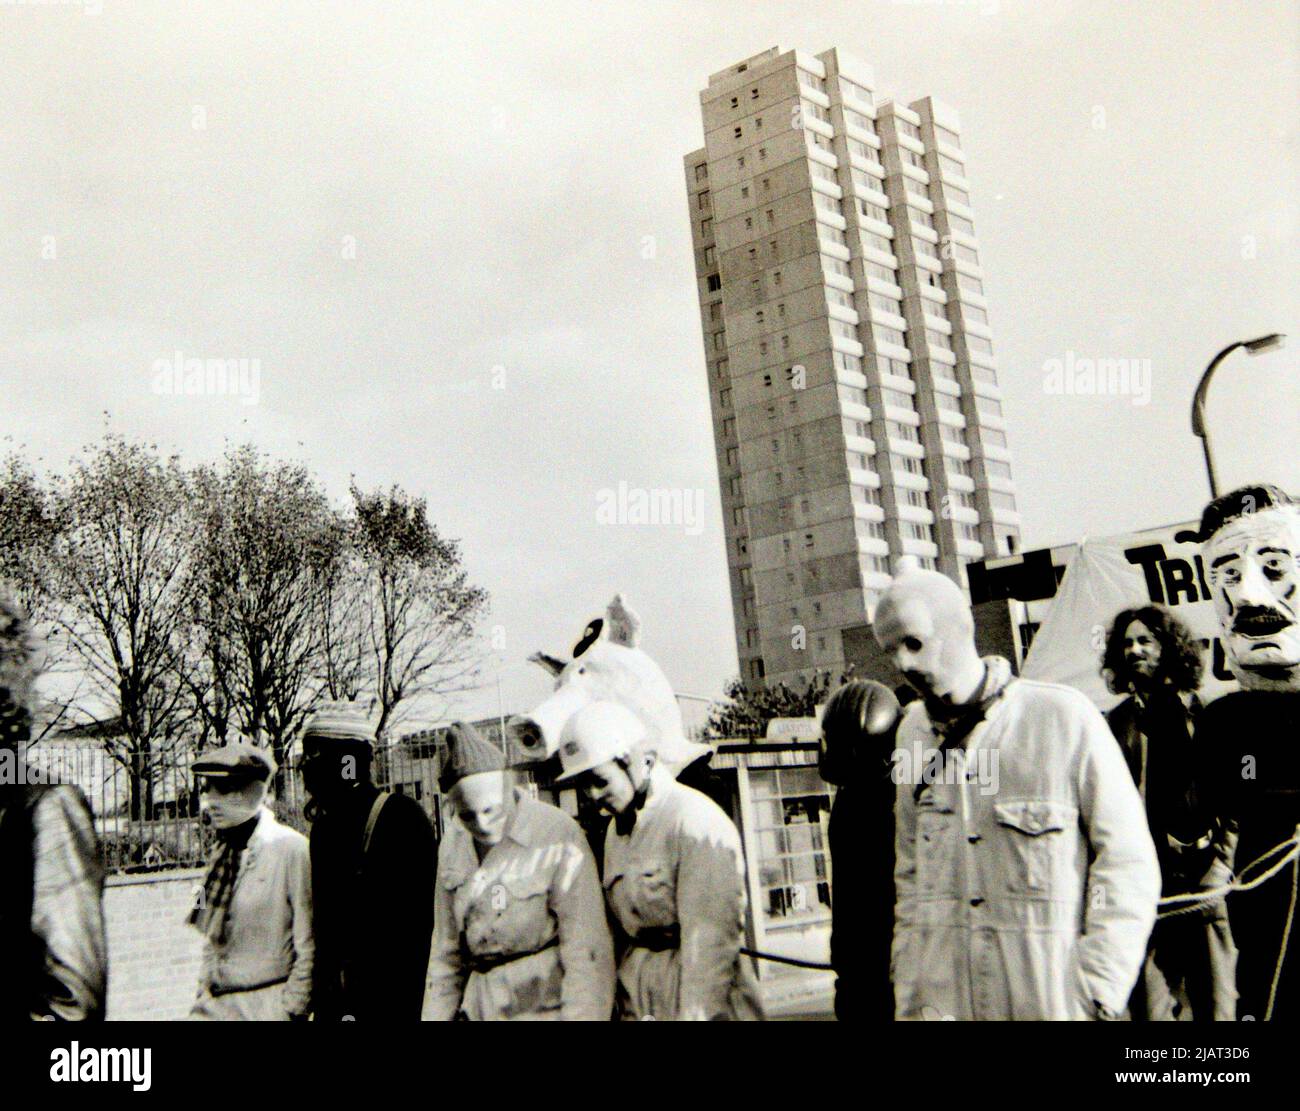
[
  {"left": 703, "top": 667, "right": 855, "bottom": 740},
  {"left": 0, "top": 453, "right": 80, "bottom": 740},
  {"left": 0, "top": 453, "right": 55, "bottom": 623}
]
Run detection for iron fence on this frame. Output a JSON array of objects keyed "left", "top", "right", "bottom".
[{"left": 25, "top": 740, "right": 449, "bottom": 875}]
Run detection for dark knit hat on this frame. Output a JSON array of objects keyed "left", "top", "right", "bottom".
[{"left": 439, "top": 721, "right": 504, "bottom": 792}]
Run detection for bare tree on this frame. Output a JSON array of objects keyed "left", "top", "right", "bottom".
[
  {"left": 347, "top": 482, "right": 487, "bottom": 740},
  {"left": 4, "top": 438, "right": 488, "bottom": 810},
  {"left": 189, "top": 446, "right": 344, "bottom": 783},
  {"left": 41, "top": 436, "right": 198, "bottom": 822},
  {"left": 315, "top": 515, "right": 371, "bottom": 704}
]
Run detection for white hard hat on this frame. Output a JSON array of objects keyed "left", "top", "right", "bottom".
[{"left": 553, "top": 701, "right": 648, "bottom": 783}]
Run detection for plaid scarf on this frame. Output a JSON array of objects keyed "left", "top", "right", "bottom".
[
  {"left": 914, "top": 657, "right": 1013, "bottom": 801},
  {"left": 189, "top": 811, "right": 260, "bottom": 943}
]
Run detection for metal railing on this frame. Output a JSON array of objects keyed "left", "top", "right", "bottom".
[{"left": 25, "top": 740, "right": 449, "bottom": 875}]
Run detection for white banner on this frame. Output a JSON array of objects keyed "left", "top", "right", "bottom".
[{"left": 1020, "top": 522, "right": 1239, "bottom": 709}]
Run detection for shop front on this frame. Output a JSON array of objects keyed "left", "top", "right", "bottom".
[{"left": 712, "top": 737, "right": 837, "bottom": 1013}]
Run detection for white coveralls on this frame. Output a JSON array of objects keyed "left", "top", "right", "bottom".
[{"left": 603, "top": 769, "right": 764, "bottom": 1020}]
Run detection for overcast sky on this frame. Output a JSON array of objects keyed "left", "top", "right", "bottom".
[{"left": 1, "top": 0, "right": 1295, "bottom": 726}]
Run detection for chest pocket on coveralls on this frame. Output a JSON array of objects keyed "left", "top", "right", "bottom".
[
  {"left": 610, "top": 862, "right": 677, "bottom": 927},
  {"left": 469, "top": 869, "right": 553, "bottom": 952},
  {"left": 993, "top": 800, "right": 1076, "bottom": 895},
  {"left": 915, "top": 796, "right": 958, "bottom": 895}
]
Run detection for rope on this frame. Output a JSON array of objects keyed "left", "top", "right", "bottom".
[
  {"left": 739, "top": 832, "right": 1300, "bottom": 986},
  {"left": 1151, "top": 826, "right": 1300, "bottom": 1021},
  {"left": 1156, "top": 830, "right": 1300, "bottom": 918},
  {"left": 1265, "top": 855, "right": 1299, "bottom": 1022},
  {"left": 741, "top": 947, "right": 833, "bottom": 971}
]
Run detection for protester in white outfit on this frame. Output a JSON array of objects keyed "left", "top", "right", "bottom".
[
  {"left": 878, "top": 556, "right": 1160, "bottom": 1020},
  {"left": 555, "top": 701, "right": 763, "bottom": 1021}
]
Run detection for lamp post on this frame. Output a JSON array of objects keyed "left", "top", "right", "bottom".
[{"left": 1191, "top": 333, "right": 1286, "bottom": 497}]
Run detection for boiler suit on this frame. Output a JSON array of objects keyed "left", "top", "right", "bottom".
[
  {"left": 423, "top": 790, "right": 614, "bottom": 1020},
  {"left": 603, "top": 770, "right": 764, "bottom": 1020}
]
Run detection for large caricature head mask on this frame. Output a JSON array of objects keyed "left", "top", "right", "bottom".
[{"left": 1189, "top": 485, "right": 1300, "bottom": 691}]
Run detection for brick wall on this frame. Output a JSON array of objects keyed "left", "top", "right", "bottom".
[{"left": 103, "top": 868, "right": 205, "bottom": 1021}]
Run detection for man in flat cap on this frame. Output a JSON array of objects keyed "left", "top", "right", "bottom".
[
  {"left": 187, "top": 742, "right": 314, "bottom": 1020},
  {"left": 422, "top": 720, "right": 613, "bottom": 1020},
  {"left": 299, "top": 700, "right": 436, "bottom": 1021}
]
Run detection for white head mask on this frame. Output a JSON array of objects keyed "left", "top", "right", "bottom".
[{"left": 1204, "top": 502, "right": 1300, "bottom": 691}]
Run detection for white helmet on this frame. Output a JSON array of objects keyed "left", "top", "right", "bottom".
[{"left": 553, "top": 701, "right": 648, "bottom": 783}]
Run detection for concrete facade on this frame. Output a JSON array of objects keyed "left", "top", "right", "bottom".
[{"left": 685, "top": 47, "right": 1021, "bottom": 690}]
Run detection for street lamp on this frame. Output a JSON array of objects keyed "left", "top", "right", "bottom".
[{"left": 1191, "top": 333, "right": 1286, "bottom": 497}]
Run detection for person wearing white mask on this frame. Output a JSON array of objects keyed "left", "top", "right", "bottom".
[
  {"left": 187, "top": 743, "right": 314, "bottom": 1021},
  {"left": 555, "top": 701, "right": 764, "bottom": 1021},
  {"left": 423, "top": 721, "right": 613, "bottom": 1020},
  {"left": 880, "top": 556, "right": 1159, "bottom": 1020}
]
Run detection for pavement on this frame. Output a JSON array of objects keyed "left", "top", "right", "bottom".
[{"left": 765, "top": 987, "right": 836, "bottom": 1021}]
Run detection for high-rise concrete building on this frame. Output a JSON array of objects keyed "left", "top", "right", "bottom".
[{"left": 685, "top": 46, "right": 1021, "bottom": 689}]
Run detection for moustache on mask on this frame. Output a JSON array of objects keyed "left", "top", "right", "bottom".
[{"left": 1232, "top": 606, "right": 1295, "bottom": 636}]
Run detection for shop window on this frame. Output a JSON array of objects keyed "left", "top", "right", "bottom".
[{"left": 747, "top": 767, "right": 834, "bottom": 926}]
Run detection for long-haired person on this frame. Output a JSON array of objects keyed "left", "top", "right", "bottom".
[{"left": 1101, "top": 604, "right": 1236, "bottom": 1021}]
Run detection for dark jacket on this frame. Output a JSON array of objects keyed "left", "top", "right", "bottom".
[
  {"left": 1106, "top": 690, "right": 1231, "bottom": 898},
  {"left": 1196, "top": 690, "right": 1300, "bottom": 1021},
  {"left": 828, "top": 758, "right": 897, "bottom": 1022},
  {"left": 308, "top": 785, "right": 437, "bottom": 1020}
]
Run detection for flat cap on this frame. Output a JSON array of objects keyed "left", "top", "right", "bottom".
[
  {"left": 192, "top": 741, "right": 275, "bottom": 782},
  {"left": 301, "top": 701, "right": 376, "bottom": 747}
]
